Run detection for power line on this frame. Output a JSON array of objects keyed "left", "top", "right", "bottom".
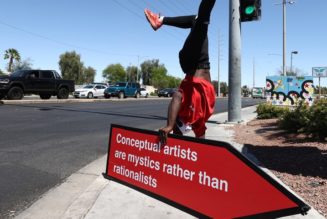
[
  {"left": 112, "top": 0, "right": 184, "bottom": 41},
  {"left": 0, "top": 19, "right": 139, "bottom": 58},
  {"left": 156, "top": 0, "right": 182, "bottom": 15}
]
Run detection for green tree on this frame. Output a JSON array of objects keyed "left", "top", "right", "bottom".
[
  {"left": 83, "top": 67, "right": 96, "bottom": 84},
  {"left": 102, "top": 63, "right": 126, "bottom": 83},
  {"left": 126, "top": 65, "right": 138, "bottom": 82},
  {"left": 140, "top": 59, "right": 162, "bottom": 85},
  {"left": 12, "top": 58, "right": 33, "bottom": 72},
  {"left": 212, "top": 80, "right": 228, "bottom": 96},
  {"left": 166, "top": 75, "right": 181, "bottom": 88},
  {"left": 242, "top": 85, "right": 251, "bottom": 97},
  {"left": 0, "top": 69, "right": 5, "bottom": 76},
  {"left": 4, "top": 48, "right": 21, "bottom": 73},
  {"left": 150, "top": 65, "right": 168, "bottom": 89},
  {"left": 277, "top": 66, "right": 303, "bottom": 76},
  {"left": 59, "top": 51, "right": 84, "bottom": 84},
  {"left": 220, "top": 82, "right": 228, "bottom": 96}
]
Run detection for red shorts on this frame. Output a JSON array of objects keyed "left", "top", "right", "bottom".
[{"left": 178, "top": 75, "right": 216, "bottom": 137}]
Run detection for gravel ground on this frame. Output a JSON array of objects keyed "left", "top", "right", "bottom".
[{"left": 232, "top": 119, "right": 327, "bottom": 218}]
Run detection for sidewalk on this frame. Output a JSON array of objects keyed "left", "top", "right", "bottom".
[{"left": 15, "top": 106, "right": 326, "bottom": 219}]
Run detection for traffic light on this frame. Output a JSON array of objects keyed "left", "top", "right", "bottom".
[{"left": 240, "top": 0, "right": 261, "bottom": 22}]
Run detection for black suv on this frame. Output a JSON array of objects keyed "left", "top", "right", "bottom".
[{"left": 0, "top": 70, "right": 75, "bottom": 100}]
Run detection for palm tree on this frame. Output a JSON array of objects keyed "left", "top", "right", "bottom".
[{"left": 4, "top": 48, "right": 21, "bottom": 73}]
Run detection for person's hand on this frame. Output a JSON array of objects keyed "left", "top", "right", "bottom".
[{"left": 158, "top": 127, "right": 172, "bottom": 145}]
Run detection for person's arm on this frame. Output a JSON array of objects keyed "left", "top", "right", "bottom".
[{"left": 159, "top": 91, "right": 182, "bottom": 145}]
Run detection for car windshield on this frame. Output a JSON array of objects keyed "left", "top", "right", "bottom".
[
  {"left": 83, "top": 85, "right": 94, "bottom": 89},
  {"left": 114, "top": 83, "right": 127, "bottom": 87},
  {"left": 11, "top": 71, "right": 25, "bottom": 77}
]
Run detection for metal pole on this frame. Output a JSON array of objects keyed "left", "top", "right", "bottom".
[
  {"left": 137, "top": 55, "right": 140, "bottom": 83},
  {"left": 218, "top": 31, "right": 221, "bottom": 97},
  {"left": 319, "top": 76, "right": 321, "bottom": 98},
  {"left": 290, "top": 52, "right": 293, "bottom": 74},
  {"left": 228, "top": 0, "right": 242, "bottom": 122},
  {"left": 253, "top": 58, "right": 255, "bottom": 88},
  {"left": 283, "top": 0, "right": 287, "bottom": 76}
]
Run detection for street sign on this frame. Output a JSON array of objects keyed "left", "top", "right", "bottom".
[
  {"left": 104, "top": 124, "right": 310, "bottom": 219},
  {"left": 312, "top": 67, "right": 327, "bottom": 77}
]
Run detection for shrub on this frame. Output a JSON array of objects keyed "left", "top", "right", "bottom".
[
  {"left": 307, "top": 98, "right": 327, "bottom": 140},
  {"left": 256, "top": 103, "right": 289, "bottom": 119},
  {"left": 278, "top": 101, "right": 311, "bottom": 132}
]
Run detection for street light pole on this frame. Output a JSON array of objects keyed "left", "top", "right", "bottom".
[
  {"left": 290, "top": 51, "right": 298, "bottom": 74},
  {"left": 281, "top": 0, "right": 295, "bottom": 76},
  {"left": 218, "top": 30, "right": 223, "bottom": 97},
  {"left": 282, "top": 0, "right": 286, "bottom": 76}
]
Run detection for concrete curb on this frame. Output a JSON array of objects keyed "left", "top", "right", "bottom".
[
  {"left": 15, "top": 156, "right": 107, "bottom": 219},
  {"left": 62, "top": 176, "right": 108, "bottom": 219}
]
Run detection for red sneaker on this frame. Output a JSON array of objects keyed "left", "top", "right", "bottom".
[{"left": 144, "top": 9, "right": 162, "bottom": 31}]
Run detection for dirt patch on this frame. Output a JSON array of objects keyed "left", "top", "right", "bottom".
[{"left": 232, "top": 119, "right": 327, "bottom": 217}]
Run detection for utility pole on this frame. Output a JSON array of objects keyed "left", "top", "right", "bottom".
[
  {"left": 281, "top": 0, "right": 295, "bottom": 76},
  {"left": 137, "top": 55, "right": 140, "bottom": 83},
  {"left": 228, "top": 0, "right": 242, "bottom": 122},
  {"left": 217, "top": 30, "right": 223, "bottom": 97},
  {"left": 253, "top": 58, "right": 255, "bottom": 88},
  {"left": 282, "top": 0, "right": 286, "bottom": 76}
]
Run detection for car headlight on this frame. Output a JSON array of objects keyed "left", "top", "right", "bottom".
[{"left": 0, "top": 79, "right": 9, "bottom": 84}]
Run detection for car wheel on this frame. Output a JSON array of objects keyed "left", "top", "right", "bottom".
[
  {"left": 145, "top": 93, "right": 149, "bottom": 98},
  {"left": 118, "top": 92, "right": 124, "bottom": 99},
  {"left": 7, "top": 87, "right": 24, "bottom": 100},
  {"left": 87, "top": 92, "right": 93, "bottom": 99},
  {"left": 57, "top": 88, "right": 69, "bottom": 99},
  {"left": 135, "top": 92, "right": 140, "bottom": 99},
  {"left": 40, "top": 93, "right": 52, "bottom": 99}
]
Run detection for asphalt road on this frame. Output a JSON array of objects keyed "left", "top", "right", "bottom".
[{"left": 0, "top": 97, "right": 263, "bottom": 218}]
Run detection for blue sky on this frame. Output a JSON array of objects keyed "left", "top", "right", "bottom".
[{"left": 1, "top": 0, "right": 326, "bottom": 87}]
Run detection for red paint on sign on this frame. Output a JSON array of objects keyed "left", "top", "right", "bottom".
[{"left": 104, "top": 125, "right": 309, "bottom": 218}]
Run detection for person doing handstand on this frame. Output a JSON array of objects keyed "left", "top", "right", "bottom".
[{"left": 144, "top": 0, "right": 216, "bottom": 144}]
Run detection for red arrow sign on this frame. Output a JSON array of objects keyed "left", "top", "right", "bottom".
[{"left": 104, "top": 124, "right": 310, "bottom": 218}]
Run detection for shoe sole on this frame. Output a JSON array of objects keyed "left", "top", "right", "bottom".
[{"left": 144, "top": 11, "right": 158, "bottom": 31}]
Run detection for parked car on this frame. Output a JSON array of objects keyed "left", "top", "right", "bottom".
[
  {"left": 104, "top": 82, "right": 140, "bottom": 99},
  {"left": 73, "top": 84, "right": 107, "bottom": 98},
  {"left": 91, "top": 82, "right": 110, "bottom": 87},
  {"left": 158, "top": 88, "right": 178, "bottom": 97},
  {"left": 139, "top": 88, "right": 149, "bottom": 98},
  {"left": 0, "top": 70, "right": 75, "bottom": 100}
]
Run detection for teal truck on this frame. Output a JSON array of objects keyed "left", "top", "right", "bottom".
[{"left": 252, "top": 87, "right": 266, "bottom": 99}]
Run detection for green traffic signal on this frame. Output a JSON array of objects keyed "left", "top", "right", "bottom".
[
  {"left": 240, "top": 0, "right": 261, "bottom": 22},
  {"left": 245, "top": 6, "right": 255, "bottom": 15}
]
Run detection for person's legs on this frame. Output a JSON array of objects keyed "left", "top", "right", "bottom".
[
  {"left": 144, "top": 9, "right": 195, "bottom": 30},
  {"left": 162, "top": 16, "right": 195, "bottom": 29},
  {"left": 179, "top": 0, "right": 216, "bottom": 73}
]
